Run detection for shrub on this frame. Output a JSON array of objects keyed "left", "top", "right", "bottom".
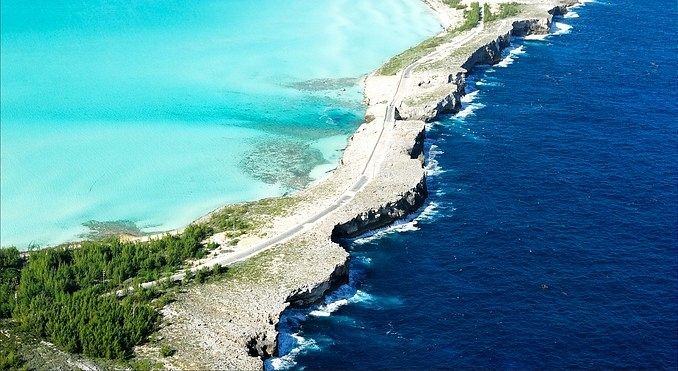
[{"left": 159, "top": 345, "right": 175, "bottom": 358}]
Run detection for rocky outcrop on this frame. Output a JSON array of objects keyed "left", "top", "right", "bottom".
[
  {"left": 461, "top": 32, "right": 512, "bottom": 70},
  {"left": 331, "top": 175, "right": 427, "bottom": 239},
  {"left": 400, "top": 2, "right": 576, "bottom": 125},
  {"left": 286, "top": 262, "right": 348, "bottom": 307},
  {"left": 436, "top": 73, "right": 466, "bottom": 115},
  {"left": 511, "top": 18, "right": 551, "bottom": 37},
  {"left": 549, "top": 4, "right": 571, "bottom": 16}
]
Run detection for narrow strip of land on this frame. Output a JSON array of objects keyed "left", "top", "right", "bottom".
[{"left": 120, "top": 5, "right": 489, "bottom": 295}]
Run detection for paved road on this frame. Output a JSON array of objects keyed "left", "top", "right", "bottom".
[{"left": 120, "top": 11, "right": 487, "bottom": 294}]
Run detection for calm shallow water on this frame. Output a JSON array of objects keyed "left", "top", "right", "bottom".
[
  {"left": 0, "top": 0, "right": 439, "bottom": 247},
  {"left": 269, "top": 1, "right": 678, "bottom": 369}
]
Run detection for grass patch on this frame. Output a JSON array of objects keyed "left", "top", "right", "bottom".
[
  {"left": 204, "top": 196, "right": 299, "bottom": 238},
  {"left": 159, "top": 345, "right": 175, "bottom": 358},
  {"left": 484, "top": 2, "right": 523, "bottom": 23},
  {"left": 378, "top": 2, "right": 480, "bottom": 75}
]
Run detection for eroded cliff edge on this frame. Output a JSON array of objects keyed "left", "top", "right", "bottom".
[{"left": 137, "top": 1, "right": 580, "bottom": 369}]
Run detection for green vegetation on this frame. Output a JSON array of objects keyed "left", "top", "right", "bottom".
[
  {"left": 205, "top": 196, "right": 299, "bottom": 238},
  {"left": 0, "top": 248, "right": 22, "bottom": 318},
  {"left": 0, "top": 333, "right": 25, "bottom": 371},
  {"left": 159, "top": 345, "right": 175, "bottom": 358},
  {"left": 484, "top": 2, "right": 523, "bottom": 23},
  {"left": 0, "top": 184, "right": 303, "bottom": 363},
  {"left": 129, "top": 359, "right": 162, "bottom": 371},
  {"left": 379, "top": 2, "right": 481, "bottom": 75},
  {"left": 0, "top": 224, "right": 215, "bottom": 360},
  {"left": 459, "top": 1, "right": 481, "bottom": 31},
  {"left": 442, "top": 0, "right": 467, "bottom": 9},
  {"left": 378, "top": 37, "right": 449, "bottom": 76}
]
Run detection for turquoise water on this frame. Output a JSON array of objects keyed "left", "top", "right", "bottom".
[{"left": 0, "top": 0, "right": 439, "bottom": 247}]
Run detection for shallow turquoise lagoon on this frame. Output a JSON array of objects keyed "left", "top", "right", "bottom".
[{"left": 0, "top": 0, "right": 439, "bottom": 247}]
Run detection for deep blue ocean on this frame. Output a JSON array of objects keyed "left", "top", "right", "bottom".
[{"left": 268, "top": 0, "right": 678, "bottom": 369}]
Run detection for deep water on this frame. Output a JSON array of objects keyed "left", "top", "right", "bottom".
[
  {"left": 0, "top": 0, "right": 438, "bottom": 247},
  {"left": 268, "top": 0, "right": 678, "bottom": 369}
]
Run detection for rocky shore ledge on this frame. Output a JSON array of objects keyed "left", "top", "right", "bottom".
[{"left": 136, "top": 1, "right": 580, "bottom": 369}]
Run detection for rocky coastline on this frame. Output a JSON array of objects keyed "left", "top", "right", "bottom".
[{"left": 133, "top": 1, "right": 582, "bottom": 369}]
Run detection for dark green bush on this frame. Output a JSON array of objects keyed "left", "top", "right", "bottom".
[{"left": 1, "top": 223, "right": 214, "bottom": 360}]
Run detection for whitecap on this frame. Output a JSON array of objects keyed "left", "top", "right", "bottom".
[
  {"left": 496, "top": 45, "right": 526, "bottom": 68},
  {"left": 356, "top": 256, "right": 372, "bottom": 265},
  {"left": 564, "top": 11, "right": 579, "bottom": 18},
  {"left": 348, "top": 290, "right": 375, "bottom": 304},
  {"left": 415, "top": 202, "right": 440, "bottom": 222},
  {"left": 475, "top": 80, "right": 501, "bottom": 87},
  {"left": 455, "top": 101, "right": 486, "bottom": 119},
  {"left": 352, "top": 200, "right": 441, "bottom": 245},
  {"left": 268, "top": 334, "right": 320, "bottom": 370},
  {"left": 307, "top": 290, "right": 376, "bottom": 319},
  {"left": 511, "top": 45, "right": 527, "bottom": 55},
  {"left": 425, "top": 144, "right": 446, "bottom": 176},
  {"left": 461, "top": 90, "right": 479, "bottom": 103},
  {"left": 570, "top": 0, "right": 596, "bottom": 9},
  {"left": 552, "top": 22, "right": 573, "bottom": 35},
  {"left": 347, "top": 290, "right": 402, "bottom": 308},
  {"left": 425, "top": 157, "right": 444, "bottom": 176},
  {"left": 352, "top": 219, "right": 420, "bottom": 245},
  {"left": 309, "top": 298, "right": 349, "bottom": 317},
  {"left": 523, "top": 33, "right": 549, "bottom": 41}
]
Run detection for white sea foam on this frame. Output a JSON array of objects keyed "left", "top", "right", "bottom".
[
  {"left": 309, "top": 299, "right": 349, "bottom": 317},
  {"left": 523, "top": 33, "right": 549, "bottom": 41},
  {"left": 496, "top": 45, "right": 526, "bottom": 68},
  {"left": 425, "top": 156, "right": 445, "bottom": 177},
  {"left": 269, "top": 334, "right": 320, "bottom": 370},
  {"left": 564, "top": 10, "right": 579, "bottom": 18},
  {"left": 461, "top": 90, "right": 479, "bottom": 103},
  {"left": 552, "top": 22, "right": 573, "bottom": 35},
  {"left": 356, "top": 256, "right": 373, "bottom": 265},
  {"left": 571, "top": 0, "right": 595, "bottom": 9},
  {"left": 496, "top": 56, "right": 513, "bottom": 68},
  {"left": 307, "top": 289, "right": 377, "bottom": 318},
  {"left": 455, "top": 101, "right": 486, "bottom": 119},
  {"left": 349, "top": 290, "right": 375, "bottom": 304},
  {"left": 455, "top": 87, "right": 484, "bottom": 118},
  {"left": 416, "top": 202, "right": 440, "bottom": 222},
  {"left": 352, "top": 219, "right": 420, "bottom": 245},
  {"left": 352, "top": 200, "right": 441, "bottom": 245},
  {"left": 475, "top": 80, "right": 502, "bottom": 87}
]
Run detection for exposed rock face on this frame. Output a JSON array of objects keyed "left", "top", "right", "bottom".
[
  {"left": 511, "top": 18, "right": 552, "bottom": 37},
  {"left": 286, "top": 263, "right": 348, "bottom": 307},
  {"left": 332, "top": 176, "right": 427, "bottom": 239},
  {"left": 462, "top": 33, "right": 511, "bottom": 70},
  {"left": 549, "top": 4, "right": 571, "bottom": 16},
  {"left": 436, "top": 75, "right": 466, "bottom": 115}
]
